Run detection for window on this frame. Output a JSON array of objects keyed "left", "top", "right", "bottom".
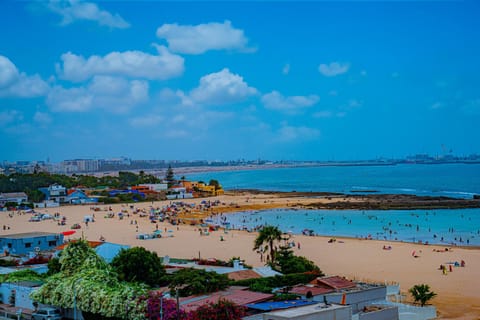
[
  {"left": 48, "top": 240, "right": 57, "bottom": 246},
  {"left": 25, "top": 243, "right": 32, "bottom": 248},
  {"left": 7, "top": 243, "right": 12, "bottom": 248}
]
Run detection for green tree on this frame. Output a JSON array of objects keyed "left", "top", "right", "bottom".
[
  {"left": 208, "top": 179, "right": 220, "bottom": 189},
  {"left": 165, "top": 165, "right": 175, "bottom": 188},
  {"left": 59, "top": 240, "right": 95, "bottom": 276},
  {"left": 189, "top": 299, "right": 246, "bottom": 320},
  {"left": 409, "top": 284, "right": 437, "bottom": 306},
  {"left": 274, "top": 245, "right": 321, "bottom": 274},
  {"left": 111, "top": 247, "right": 165, "bottom": 287},
  {"left": 47, "top": 257, "right": 61, "bottom": 275},
  {"left": 168, "top": 268, "right": 229, "bottom": 297},
  {"left": 253, "top": 225, "right": 283, "bottom": 264}
]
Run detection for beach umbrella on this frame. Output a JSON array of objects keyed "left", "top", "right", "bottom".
[{"left": 61, "top": 230, "right": 76, "bottom": 236}]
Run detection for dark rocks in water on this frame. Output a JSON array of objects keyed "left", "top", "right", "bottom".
[{"left": 474, "top": 194, "right": 480, "bottom": 200}]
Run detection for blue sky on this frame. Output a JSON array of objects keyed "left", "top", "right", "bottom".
[{"left": 1, "top": 0, "right": 479, "bottom": 162}]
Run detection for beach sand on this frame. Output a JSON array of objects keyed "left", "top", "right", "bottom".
[{"left": 1, "top": 193, "right": 479, "bottom": 319}]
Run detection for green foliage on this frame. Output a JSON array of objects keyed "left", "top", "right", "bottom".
[
  {"left": 31, "top": 240, "right": 148, "bottom": 320},
  {"left": 165, "top": 165, "right": 175, "bottom": 188},
  {"left": 208, "top": 179, "right": 220, "bottom": 189},
  {"left": 25, "top": 189, "right": 45, "bottom": 203},
  {"left": 253, "top": 225, "right": 284, "bottom": 264},
  {"left": 47, "top": 257, "right": 61, "bottom": 275},
  {"left": 0, "top": 172, "right": 161, "bottom": 196},
  {"left": 233, "top": 272, "right": 322, "bottom": 294},
  {"left": 110, "top": 247, "right": 165, "bottom": 287},
  {"left": 273, "top": 246, "right": 321, "bottom": 274},
  {"left": 168, "top": 268, "right": 229, "bottom": 297},
  {"left": 189, "top": 299, "right": 246, "bottom": 320},
  {"left": 0, "top": 269, "right": 44, "bottom": 283},
  {"left": 60, "top": 240, "right": 98, "bottom": 276},
  {"left": 409, "top": 284, "right": 437, "bottom": 306},
  {"left": 0, "top": 259, "right": 19, "bottom": 267}
]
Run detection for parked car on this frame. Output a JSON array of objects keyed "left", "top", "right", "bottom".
[{"left": 31, "top": 307, "right": 62, "bottom": 320}]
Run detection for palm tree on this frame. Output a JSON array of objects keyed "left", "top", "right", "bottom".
[
  {"left": 409, "top": 284, "right": 437, "bottom": 306},
  {"left": 253, "top": 225, "right": 283, "bottom": 264}
]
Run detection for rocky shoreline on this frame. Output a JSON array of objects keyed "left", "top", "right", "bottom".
[{"left": 230, "top": 189, "right": 480, "bottom": 210}]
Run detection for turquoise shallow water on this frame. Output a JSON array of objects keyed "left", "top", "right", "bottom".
[
  {"left": 210, "top": 208, "right": 480, "bottom": 246},
  {"left": 187, "top": 164, "right": 480, "bottom": 246}
]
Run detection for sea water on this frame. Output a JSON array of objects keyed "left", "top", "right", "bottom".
[
  {"left": 210, "top": 208, "right": 480, "bottom": 246},
  {"left": 187, "top": 164, "right": 480, "bottom": 246},
  {"left": 187, "top": 163, "right": 480, "bottom": 199}
]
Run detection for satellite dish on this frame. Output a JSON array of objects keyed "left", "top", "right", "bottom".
[{"left": 34, "top": 247, "right": 40, "bottom": 252}]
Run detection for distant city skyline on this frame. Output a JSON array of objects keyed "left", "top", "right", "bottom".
[{"left": 1, "top": 1, "right": 479, "bottom": 162}]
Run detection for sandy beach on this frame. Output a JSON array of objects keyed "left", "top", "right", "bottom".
[{"left": 1, "top": 193, "right": 479, "bottom": 319}]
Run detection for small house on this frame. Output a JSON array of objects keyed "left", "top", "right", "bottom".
[
  {"left": 0, "top": 192, "right": 28, "bottom": 206},
  {"left": 0, "top": 232, "right": 64, "bottom": 256}
]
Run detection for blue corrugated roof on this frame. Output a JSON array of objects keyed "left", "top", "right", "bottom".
[{"left": 246, "top": 299, "right": 318, "bottom": 311}]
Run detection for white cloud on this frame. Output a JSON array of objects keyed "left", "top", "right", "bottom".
[
  {"left": 190, "top": 68, "right": 257, "bottom": 105},
  {"left": 130, "top": 115, "right": 163, "bottom": 127},
  {"left": 33, "top": 111, "right": 53, "bottom": 126},
  {"left": 262, "top": 91, "right": 319, "bottom": 113},
  {"left": 156, "top": 20, "right": 252, "bottom": 54},
  {"left": 348, "top": 99, "right": 362, "bottom": 108},
  {"left": 46, "top": 0, "right": 130, "bottom": 29},
  {"left": 313, "top": 111, "right": 333, "bottom": 118},
  {"left": 57, "top": 45, "right": 184, "bottom": 82},
  {"left": 0, "top": 55, "right": 49, "bottom": 98},
  {"left": 318, "top": 62, "right": 350, "bottom": 77},
  {"left": 276, "top": 124, "right": 320, "bottom": 142},
  {"left": 0, "top": 110, "right": 23, "bottom": 126},
  {"left": 47, "top": 75, "right": 149, "bottom": 112},
  {"left": 282, "top": 64, "right": 290, "bottom": 75}
]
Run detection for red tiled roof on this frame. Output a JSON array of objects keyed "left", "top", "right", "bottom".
[
  {"left": 227, "top": 269, "right": 262, "bottom": 281},
  {"left": 310, "top": 276, "right": 357, "bottom": 290},
  {"left": 180, "top": 288, "right": 274, "bottom": 312},
  {"left": 55, "top": 240, "right": 104, "bottom": 250},
  {"left": 289, "top": 285, "right": 334, "bottom": 296}
]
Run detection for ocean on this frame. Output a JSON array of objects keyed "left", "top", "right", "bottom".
[
  {"left": 186, "top": 163, "right": 480, "bottom": 199},
  {"left": 186, "top": 164, "right": 480, "bottom": 246}
]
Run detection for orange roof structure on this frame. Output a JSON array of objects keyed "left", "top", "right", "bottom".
[
  {"left": 227, "top": 269, "right": 262, "bottom": 281},
  {"left": 179, "top": 287, "right": 274, "bottom": 312},
  {"left": 309, "top": 276, "right": 357, "bottom": 290},
  {"left": 55, "top": 240, "right": 104, "bottom": 250},
  {"left": 289, "top": 285, "right": 334, "bottom": 296}
]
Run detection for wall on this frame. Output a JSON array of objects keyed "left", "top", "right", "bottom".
[
  {"left": 314, "top": 286, "right": 387, "bottom": 313},
  {"left": 0, "top": 283, "right": 38, "bottom": 310},
  {"left": 359, "top": 306, "right": 399, "bottom": 320},
  {"left": 262, "top": 305, "right": 351, "bottom": 320}
]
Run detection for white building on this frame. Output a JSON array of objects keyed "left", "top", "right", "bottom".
[{"left": 0, "top": 192, "right": 28, "bottom": 205}]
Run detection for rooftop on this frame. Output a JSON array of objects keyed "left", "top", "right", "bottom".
[
  {"left": 0, "top": 232, "right": 60, "bottom": 239},
  {"left": 265, "top": 302, "right": 350, "bottom": 317},
  {"left": 246, "top": 299, "right": 318, "bottom": 312},
  {"left": 289, "top": 285, "right": 334, "bottom": 296},
  {"left": 310, "top": 276, "right": 357, "bottom": 290},
  {"left": 180, "top": 287, "right": 274, "bottom": 312}
]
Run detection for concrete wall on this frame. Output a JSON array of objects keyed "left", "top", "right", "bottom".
[
  {"left": 314, "top": 286, "right": 387, "bottom": 313},
  {"left": 262, "top": 305, "right": 351, "bottom": 320},
  {"left": 0, "top": 283, "right": 37, "bottom": 310},
  {"left": 359, "top": 306, "right": 399, "bottom": 320}
]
